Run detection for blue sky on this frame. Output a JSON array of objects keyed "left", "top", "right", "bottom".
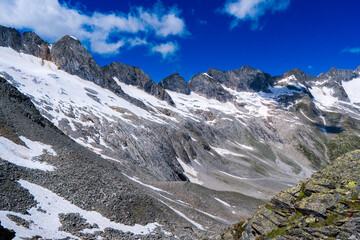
[{"left": 0, "top": 0, "right": 359, "bottom": 82}]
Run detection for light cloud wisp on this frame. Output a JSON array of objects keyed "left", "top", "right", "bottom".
[
  {"left": 152, "top": 42, "right": 179, "bottom": 59},
  {"left": 224, "top": 0, "right": 291, "bottom": 29},
  {"left": 0, "top": 0, "right": 186, "bottom": 57},
  {"left": 342, "top": 47, "right": 360, "bottom": 54}
]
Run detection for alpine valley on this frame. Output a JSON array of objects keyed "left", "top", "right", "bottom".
[{"left": 0, "top": 25, "right": 360, "bottom": 239}]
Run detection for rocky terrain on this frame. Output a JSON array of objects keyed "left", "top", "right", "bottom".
[
  {"left": 219, "top": 150, "right": 360, "bottom": 239},
  {"left": 0, "top": 25, "right": 359, "bottom": 239}
]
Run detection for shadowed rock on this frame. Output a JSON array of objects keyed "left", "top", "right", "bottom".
[
  {"left": 0, "top": 25, "right": 22, "bottom": 52},
  {"left": 159, "top": 73, "right": 190, "bottom": 95},
  {"left": 21, "top": 32, "right": 51, "bottom": 60},
  {"left": 207, "top": 66, "right": 273, "bottom": 93},
  {"left": 189, "top": 72, "right": 233, "bottom": 102}
]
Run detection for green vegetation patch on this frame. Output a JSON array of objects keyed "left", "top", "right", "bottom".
[{"left": 327, "top": 131, "right": 360, "bottom": 160}]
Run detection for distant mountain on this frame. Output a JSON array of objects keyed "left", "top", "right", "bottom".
[{"left": 0, "top": 25, "right": 359, "bottom": 239}]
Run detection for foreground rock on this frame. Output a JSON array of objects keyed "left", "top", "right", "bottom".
[{"left": 219, "top": 150, "right": 360, "bottom": 239}]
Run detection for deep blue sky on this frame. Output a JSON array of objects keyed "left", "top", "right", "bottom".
[{"left": 3, "top": 0, "right": 360, "bottom": 82}]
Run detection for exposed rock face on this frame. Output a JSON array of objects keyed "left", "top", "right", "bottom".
[
  {"left": 0, "top": 26, "right": 22, "bottom": 52},
  {"left": 50, "top": 36, "right": 106, "bottom": 86},
  {"left": 207, "top": 66, "right": 273, "bottom": 92},
  {"left": 189, "top": 72, "right": 233, "bottom": 102},
  {"left": 220, "top": 150, "right": 360, "bottom": 240},
  {"left": 159, "top": 73, "right": 191, "bottom": 95},
  {"left": 102, "top": 62, "right": 175, "bottom": 105},
  {"left": 0, "top": 222, "right": 15, "bottom": 240},
  {"left": 0, "top": 26, "right": 50, "bottom": 60},
  {"left": 314, "top": 67, "right": 360, "bottom": 102},
  {"left": 21, "top": 32, "right": 51, "bottom": 60},
  {"left": 274, "top": 69, "right": 315, "bottom": 88}
]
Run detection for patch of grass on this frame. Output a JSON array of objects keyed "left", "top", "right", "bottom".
[
  {"left": 309, "top": 212, "right": 340, "bottom": 228},
  {"left": 298, "top": 144, "right": 322, "bottom": 169},
  {"left": 264, "top": 226, "right": 287, "bottom": 238},
  {"left": 327, "top": 131, "right": 360, "bottom": 160}
]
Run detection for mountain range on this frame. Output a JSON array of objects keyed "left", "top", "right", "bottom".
[{"left": 0, "top": 25, "right": 359, "bottom": 239}]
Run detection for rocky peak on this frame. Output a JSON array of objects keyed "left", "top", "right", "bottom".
[
  {"left": 102, "top": 62, "right": 175, "bottom": 105},
  {"left": 0, "top": 25, "right": 23, "bottom": 51},
  {"left": 158, "top": 73, "right": 190, "bottom": 95},
  {"left": 188, "top": 72, "right": 233, "bottom": 102},
  {"left": 0, "top": 25, "right": 51, "bottom": 61},
  {"left": 21, "top": 31, "right": 51, "bottom": 60},
  {"left": 50, "top": 35, "right": 105, "bottom": 86},
  {"left": 356, "top": 65, "right": 360, "bottom": 73},
  {"left": 274, "top": 69, "right": 315, "bottom": 88},
  {"left": 206, "top": 66, "right": 273, "bottom": 93},
  {"left": 320, "top": 67, "right": 358, "bottom": 83}
]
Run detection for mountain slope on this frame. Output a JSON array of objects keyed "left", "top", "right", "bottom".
[{"left": 220, "top": 149, "right": 360, "bottom": 240}]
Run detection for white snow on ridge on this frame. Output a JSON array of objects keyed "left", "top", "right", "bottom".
[
  {"left": 0, "top": 47, "right": 165, "bottom": 127},
  {"left": 342, "top": 77, "right": 360, "bottom": 104},
  {"left": 123, "top": 173, "right": 171, "bottom": 194},
  {"left": 159, "top": 200, "right": 205, "bottom": 230},
  {"left": 0, "top": 180, "right": 160, "bottom": 240},
  {"left": 309, "top": 86, "right": 337, "bottom": 106},
  {"left": 214, "top": 197, "right": 232, "bottom": 208},
  {"left": 212, "top": 147, "right": 246, "bottom": 158},
  {"left": 0, "top": 136, "right": 56, "bottom": 171}
]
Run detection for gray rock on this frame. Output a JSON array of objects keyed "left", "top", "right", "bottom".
[
  {"left": 0, "top": 25, "right": 22, "bottom": 52},
  {"left": 189, "top": 72, "right": 233, "bottom": 102},
  {"left": 159, "top": 73, "right": 190, "bottom": 95},
  {"left": 102, "top": 62, "right": 175, "bottom": 105},
  {"left": 207, "top": 66, "right": 273, "bottom": 92},
  {"left": 21, "top": 32, "right": 51, "bottom": 60},
  {"left": 314, "top": 67, "right": 358, "bottom": 102}
]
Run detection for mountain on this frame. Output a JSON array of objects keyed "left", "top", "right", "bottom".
[{"left": 0, "top": 25, "right": 359, "bottom": 239}]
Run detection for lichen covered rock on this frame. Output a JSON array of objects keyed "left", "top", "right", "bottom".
[{"left": 219, "top": 150, "right": 360, "bottom": 240}]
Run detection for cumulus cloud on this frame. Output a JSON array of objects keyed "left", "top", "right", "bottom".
[
  {"left": 224, "top": 0, "right": 291, "bottom": 29},
  {"left": 342, "top": 47, "right": 360, "bottom": 54},
  {"left": 152, "top": 42, "right": 179, "bottom": 59},
  {"left": 0, "top": 0, "right": 187, "bottom": 56}
]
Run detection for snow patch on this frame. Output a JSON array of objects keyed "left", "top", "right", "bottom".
[
  {"left": 214, "top": 197, "right": 232, "bottom": 208},
  {"left": 159, "top": 200, "right": 204, "bottom": 230},
  {"left": 0, "top": 136, "right": 56, "bottom": 171},
  {"left": 123, "top": 173, "right": 171, "bottom": 194},
  {"left": 342, "top": 77, "right": 360, "bottom": 104},
  {"left": 0, "top": 180, "right": 160, "bottom": 240},
  {"left": 212, "top": 147, "right": 245, "bottom": 157}
]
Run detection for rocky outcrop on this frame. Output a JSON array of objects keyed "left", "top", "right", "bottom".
[
  {"left": 21, "top": 32, "right": 51, "bottom": 60},
  {"left": 0, "top": 26, "right": 51, "bottom": 60},
  {"left": 207, "top": 66, "right": 273, "bottom": 92},
  {"left": 314, "top": 67, "right": 360, "bottom": 102},
  {"left": 0, "top": 222, "right": 15, "bottom": 240},
  {"left": 0, "top": 26, "right": 22, "bottom": 52},
  {"left": 159, "top": 73, "right": 191, "bottom": 95},
  {"left": 102, "top": 62, "right": 175, "bottom": 105},
  {"left": 220, "top": 150, "right": 360, "bottom": 240},
  {"left": 189, "top": 72, "right": 233, "bottom": 102},
  {"left": 50, "top": 35, "right": 106, "bottom": 86},
  {"left": 274, "top": 69, "right": 315, "bottom": 88}
]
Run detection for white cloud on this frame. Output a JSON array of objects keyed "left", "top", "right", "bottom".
[
  {"left": 152, "top": 42, "right": 179, "bottom": 59},
  {"left": 224, "top": 0, "right": 291, "bottom": 29},
  {"left": 0, "top": 0, "right": 187, "bottom": 56},
  {"left": 342, "top": 47, "right": 360, "bottom": 54}
]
